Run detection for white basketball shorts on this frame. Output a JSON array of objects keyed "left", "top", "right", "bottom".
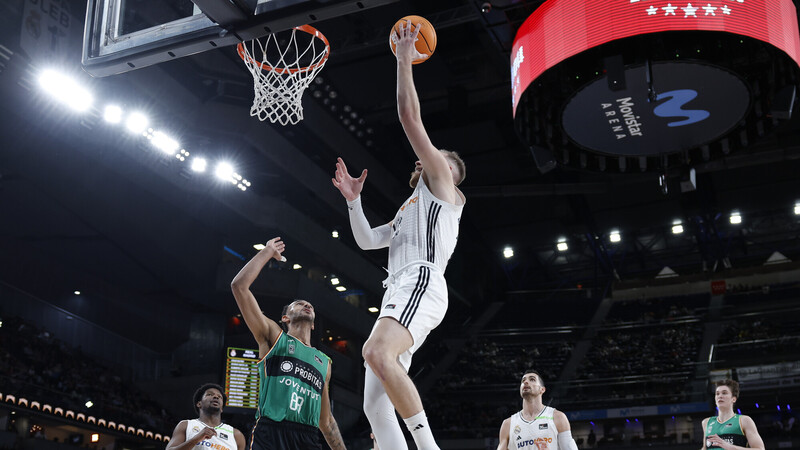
[{"left": 372, "top": 262, "right": 448, "bottom": 371}]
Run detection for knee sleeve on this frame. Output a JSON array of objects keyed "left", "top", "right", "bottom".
[{"left": 364, "top": 364, "right": 408, "bottom": 450}]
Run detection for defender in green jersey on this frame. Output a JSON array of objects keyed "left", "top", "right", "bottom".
[
  {"left": 232, "top": 237, "right": 346, "bottom": 450},
  {"left": 701, "top": 379, "right": 764, "bottom": 450}
]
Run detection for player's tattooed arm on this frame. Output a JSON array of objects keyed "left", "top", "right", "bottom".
[{"left": 320, "top": 416, "right": 346, "bottom": 450}]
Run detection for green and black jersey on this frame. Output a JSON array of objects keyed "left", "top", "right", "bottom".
[
  {"left": 256, "top": 332, "right": 331, "bottom": 428},
  {"left": 704, "top": 414, "right": 748, "bottom": 448}
]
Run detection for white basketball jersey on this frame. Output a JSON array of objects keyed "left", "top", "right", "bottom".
[
  {"left": 185, "top": 419, "right": 238, "bottom": 450},
  {"left": 507, "top": 406, "right": 559, "bottom": 450},
  {"left": 387, "top": 175, "right": 464, "bottom": 275}
]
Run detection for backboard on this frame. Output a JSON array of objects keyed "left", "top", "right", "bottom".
[{"left": 82, "top": 0, "right": 397, "bottom": 77}]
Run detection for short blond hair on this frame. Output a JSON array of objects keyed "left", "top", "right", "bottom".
[{"left": 440, "top": 149, "right": 466, "bottom": 185}]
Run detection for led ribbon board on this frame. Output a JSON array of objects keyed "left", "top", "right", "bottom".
[
  {"left": 510, "top": 0, "right": 800, "bottom": 169},
  {"left": 511, "top": 0, "right": 800, "bottom": 114}
]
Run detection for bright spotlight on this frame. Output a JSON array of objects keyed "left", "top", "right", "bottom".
[
  {"left": 729, "top": 211, "right": 742, "bottom": 225},
  {"left": 292, "top": 264, "right": 302, "bottom": 270},
  {"left": 38, "top": 70, "right": 94, "bottom": 111},
  {"left": 191, "top": 157, "right": 207, "bottom": 173},
  {"left": 672, "top": 220, "right": 684, "bottom": 234},
  {"left": 103, "top": 105, "right": 123, "bottom": 123},
  {"left": 85, "top": 400, "right": 93, "bottom": 408},
  {"left": 368, "top": 307, "right": 379, "bottom": 313},
  {"left": 335, "top": 286, "right": 347, "bottom": 292},
  {"left": 794, "top": 202, "right": 800, "bottom": 215},
  {"left": 330, "top": 277, "right": 340, "bottom": 286},
  {"left": 331, "top": 230, "right": 339, "bottom": 239},
  {"left": 503, "top": 247, "right": 514, "bottom": 259},
  {"left": 609, "top": 230, "right": 621, "bottom": 243},
  {"left": 557, "top": 238, "right": 568, "bottom": 252},
  {"left": 215, "top": 162, "right": 234, "bottom": 181},
  {"left": 90, "top": 434, "right": 99, "bottom": 443},
  {"left": 253, "top": 244, "right": 266, "bottom": 250},
  {"left": 73, "top": 291, "right": 81, "bottom": 295},
  {"left": 125, "top": 112, "right": 148, "bottom": 134},
  {"left": 151, "top": 131, "right": 179, "bottom": 155}
]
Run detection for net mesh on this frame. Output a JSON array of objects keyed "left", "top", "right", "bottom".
[{"left": 238, "top": 27, "right": 329, "bottom": 126}]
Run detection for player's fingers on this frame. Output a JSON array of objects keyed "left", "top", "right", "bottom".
[
  {"left": 358, "top": 169, "right": 368, "bottom": 182},
  {"left": 412, "top": 23, "right": 422, "bottom": 38}
]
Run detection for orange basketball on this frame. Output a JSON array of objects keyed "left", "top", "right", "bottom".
[{"left": 389, "top": 15, "right": 437, "bottom": 64}]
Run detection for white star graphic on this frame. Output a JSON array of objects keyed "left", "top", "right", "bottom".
[
  {"left": 646, "top": 5, "right": 658, "bottom": 15},
  {"left": 663, "top": 3, "right": 678, "bottom": 15},
  {"left": 683, "top": 3, "right": 698, "bottom": 16},
  {"left": 702, "top": 4, "right": 717, "bottom": 15},
  {"left": 721, "top": 5, "right": 732, "bottom": 14}
]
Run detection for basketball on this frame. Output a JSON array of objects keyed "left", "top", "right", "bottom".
[{"left": 389, "top": 15, "right": 437, "bottom": 64}]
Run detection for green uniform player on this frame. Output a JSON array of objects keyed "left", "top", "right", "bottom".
[
  {"left": 701, "top": 379, "right": 764, "bottom": 450},
  {"left": 232, "top": 237, "right": 346, "bottom": 450},
  {"left": 257, "top": 331, "right": 330, "bottom": 427}
]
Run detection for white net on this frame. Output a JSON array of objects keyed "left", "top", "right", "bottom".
[{"left": 238, "top": 26, "right": 330, "bottom": 126}]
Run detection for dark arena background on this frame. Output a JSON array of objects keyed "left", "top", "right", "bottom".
[{"left": 2, "top": 0, "right": 800, "bottom": 449}]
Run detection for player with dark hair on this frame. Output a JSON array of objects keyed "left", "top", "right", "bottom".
[
  {"left": 166, "top": 383, "right": 246, "bottom": 450},
  {"left": 497, "top": 371, "right": 578, "bottom": 450},
  {"left": 332, "top": 19, "right": 466, "bottom": 450},
  {"left": 231, "top": 237, "right": 346, "bottom": 450},
  {"left": 701, "top": 379, "right": 765, "bottom": 450}
]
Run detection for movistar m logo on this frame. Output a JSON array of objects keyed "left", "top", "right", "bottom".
[{"left": 653, "top": 89, "right": 710, "bottom": 127}]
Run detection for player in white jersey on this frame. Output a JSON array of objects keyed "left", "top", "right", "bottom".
[
  {"left": 167, "top": 383, "right": 246, "bottom": 450},
  {"left": 331, "top": 20, "right": 466, "bottom": 450},
  {"left": 497, "top": 371, "right": 578, "bottom": 450}
]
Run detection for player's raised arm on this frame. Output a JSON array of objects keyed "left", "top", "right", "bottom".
[
  {"left": 393, "top": 21, "right": 454, "bottom": 198},
  {"left": 230, "top": 237, "right": 285, "bottom": 356},
  {"left": 332, "top": 157, "right": 392, "bottom": 250}
]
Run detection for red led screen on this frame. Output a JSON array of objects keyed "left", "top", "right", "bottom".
[{"left": 511, "top": 0, "right": 800, "bottom": 115}]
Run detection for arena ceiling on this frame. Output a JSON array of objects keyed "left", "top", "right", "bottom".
[{"left": 1, "top": 0, "right": 799, "bottom": 356}]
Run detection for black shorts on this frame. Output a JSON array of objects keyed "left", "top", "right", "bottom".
[{"left": 249, "top": 417, "right": 322, "bottom": 450}]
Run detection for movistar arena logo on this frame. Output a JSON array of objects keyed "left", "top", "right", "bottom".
[{"left": 653, "top": 89, "right": 710, "bottom": 127}]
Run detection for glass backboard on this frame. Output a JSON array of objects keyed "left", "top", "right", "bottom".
[{"left": 82, "top": 0, "right": 397, "bottom": 77}]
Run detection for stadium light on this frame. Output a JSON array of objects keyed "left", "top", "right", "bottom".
[
  {"left": 253, "top": 244, "right": 266, "bottom": 250},
  {"left": 85, "top": 400, "right": 93, "bottom": 408},
  {"left": 73, "top": 291, "right": 81, "bottom": 295},
  {"left": 103, "top": 105, "right": 123, "bottom": 123},
  {"left": 38, "top": 70, "right": 94, "bottom": 111},
  {"left": 151, "top": 131, "right": 179, "bottom": 155},
  {"left": 672, "top": 220, "right": 684, "bottom": 234},
  {"left": 609, "top": 230, "right": 621, "bottom": 243},
  {"left": 331, "top": 230, "right": 339, "bottom": 239},
  {"left": 292, "top": 264, "right": 302, "bottom": 270},
  {"left": 91, "top": 434, "right": 99, "bottom": 443},
  {"left": 794, "top": 202, "right": 800, "bottom": 215},
  {"left": 368, "top": 307, "right": 379, "bottom": 313},
  {"left": 556, "top": 237, "right": 568, "bottom": 252},
  {"left": 729, "top": 211, "right": 742, "bottom": 224},
  {"left": 335, "top": 286, "right": 346, "bottom": 292},
  {"left": 503, "top": 247, "right": 514, "bottom": 258},
  {"left": 214, "top": 162, "right": 234, "bottom": 182},
  {"left": 330, "top": 277, "right": 340, "bottom": 286},
  {"left": 125, "top": 112, "right": 148, "bottom": 134},
  {"left": 191, "top": 157, "right": 207, "bottom": 173}
]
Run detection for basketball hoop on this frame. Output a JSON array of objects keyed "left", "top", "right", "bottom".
[{"left": 237, "top": 25, "right": 330, "bottom": 126}]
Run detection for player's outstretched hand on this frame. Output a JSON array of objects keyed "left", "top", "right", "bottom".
[
  {"left": 265, "top": 237, "right": 287, "bottom": 262},
  {"left": 332, "top": 157, "right": 367, "bottom": 202},
  {"left": 391, "top": 20, "right": 427, "bottom": 63}
]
